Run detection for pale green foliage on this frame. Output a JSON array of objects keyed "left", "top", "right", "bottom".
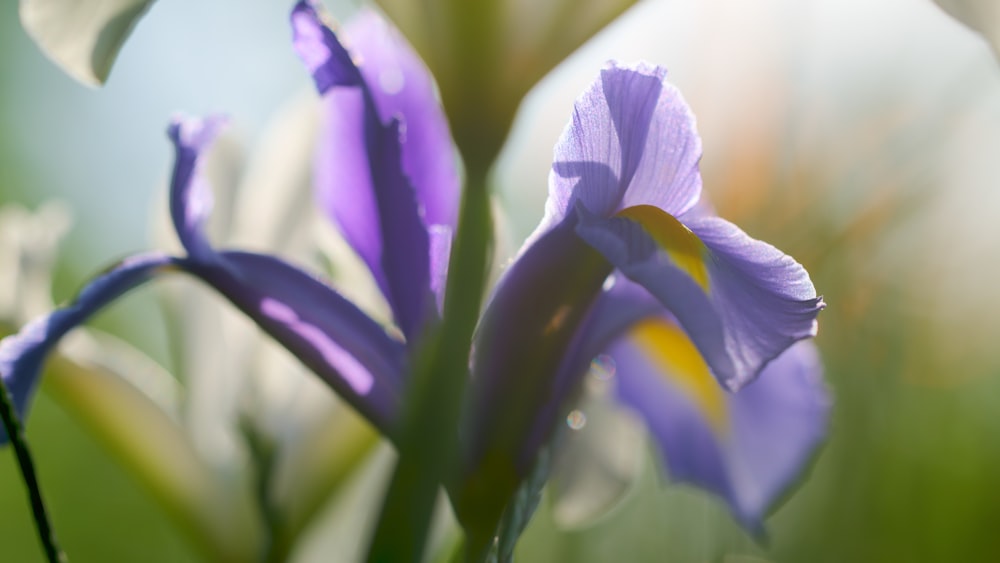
[{"left": 19, "top": 0, "right": 157, "bottom": 86}]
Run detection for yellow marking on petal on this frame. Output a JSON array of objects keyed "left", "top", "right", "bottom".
[
  {"left": 615, "top": 205, "right": 710, "bottom": 292},
  {"left": 631, "top": 318, "right": 728, "bottom": 434}
]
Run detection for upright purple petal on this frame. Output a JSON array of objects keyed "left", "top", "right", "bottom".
[
  {"left": 576, "top": 206, "right": 823, "bottom": 390},
  {"left": 609, "top": 324, "right": 829, "bottom": 530},
  {"left": 536, "top": 62, "right": 702, "bottom": 239},
  {"left": 168, "top": 115, "right": 228, "bottom": 263},
  {"left": 291, "top": 1, "right": 434, "bottom": 341},
  {"left": 348, "top": 10, "right": 459, "bottom": 230},
  {"left": 0, "top": 253, "right": 180, "bottom": 442}
]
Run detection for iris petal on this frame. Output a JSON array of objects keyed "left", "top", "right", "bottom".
[
  {"left": 0, "top": 253, "right": 181, "bottom": 442},
  {"left": 534, "top": 61, "right": 702, "bottom": 243},
  {"left": 168, "top": 115, "right": 228, "bottom": 264},
  {"left": 291, "top": 0, "right": 436, "bottom": 341},
  {"left": 167, "top": 111, "right": 406, "bottom": 433},
  {"left": 189, "top": 251, "right": 405, "bottom": 433},
  {"left": 610, "top": 324, "right": 829, "bottom": 530},
  {"left": 576, "top": 206, "right": 823, "bottom": 391},
  {"left": 347, "top": 10, "right": 459, "bottom": 230}
]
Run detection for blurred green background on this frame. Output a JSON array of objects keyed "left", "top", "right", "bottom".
[{"left": 3, "top": 0, "right": 1000, "bottom": 561}]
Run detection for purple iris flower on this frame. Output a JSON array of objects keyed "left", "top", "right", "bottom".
[
  {"left": 0, "top": 0, "right": 827, "bottom": 534},
  {"left": 458, "top": 60, "right": 827, "bottom": 528}
]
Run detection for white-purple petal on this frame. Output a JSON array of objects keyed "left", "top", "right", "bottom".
[{"left": 536, "top": 61, "right": 703, "bottom": 241}]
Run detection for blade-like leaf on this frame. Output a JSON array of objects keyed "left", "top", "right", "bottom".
[{"left": 19, "top": 0, "right": 157, "bottom": 86}]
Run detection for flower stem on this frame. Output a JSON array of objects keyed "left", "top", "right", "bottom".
[
  {"left": 0, "top": 378, "right": 66, "bottom": 563},
  {"left": 366, "top": 166, "right": 493, "bottom": 563}
]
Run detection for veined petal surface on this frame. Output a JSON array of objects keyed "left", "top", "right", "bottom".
[
  {"left": 536, "top": 62, "right": 702, "bottom": 240},
  {"left": 576, "top": 202, "right": 823, "bottom": 391}
]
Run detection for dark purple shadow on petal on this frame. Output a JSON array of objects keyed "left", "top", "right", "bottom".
[
  {"left": 0, "top": 253, "right": 180, "bottom": 443},
  {"left": 463, "top": 216, "right": 612, "bottom": 478},
  {"left": 291, "top": 1, "right": 364, "bottom": 92},
  {"left": 348, "top": 10, "right": 459, "bottom": 230},
  {"left": 292, "top": 1, "right": 433, "bottom": 341},
  {"left": 515, "top": 277, "right": 659, "bottom": 470},
  {"left": 602, "top": 66, "right": 661, "bottom": 195},
  {"left": 187, "top": 251, "right": 405, "bottom": 434},
  {"left": 546, "top": 63, "right": 670, "bottom": 229},
  {"left": 538, "top": 61, "right": 705, "bottom": 261}
]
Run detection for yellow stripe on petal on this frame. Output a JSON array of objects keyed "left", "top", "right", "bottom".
[
  {"left": 631, "top": 318, "right": 728, "bottom": 434},
  {"left": 616, "top": 205, "right": 709, "bottom": 292}
]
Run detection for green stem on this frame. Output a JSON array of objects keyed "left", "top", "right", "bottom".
[
  {"left": 366, "top": 167, "right": 493, "bottom": 562},
  {"left": 0, "top": 378, "right": 66, "bottom": 563}
]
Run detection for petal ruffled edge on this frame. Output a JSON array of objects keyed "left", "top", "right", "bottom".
[
  {"left": 576, "top": 205, "right": 824, "bottom": 390},
  {"left": 534, "top": 61, "right": 703, "bottom": 243}
]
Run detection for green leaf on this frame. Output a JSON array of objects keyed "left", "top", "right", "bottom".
[
  {"left": 494, "top": 445, "right": 551, "bottom": 563},
  {"left": 19, "top": 0, "right": 157, "bottom": 86},
  {"left": 42, "top": 330, "right": 261, "bottom": 562},
  {"left": 934, "top": 0, "right": 1000, "bottom": 58}
]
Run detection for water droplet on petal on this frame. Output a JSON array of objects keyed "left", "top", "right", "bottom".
[
  {"left": 379, "top": 68, "right": 405, "bottom": 95},
  {"left": 566, "top": 409, "right": 587, "bottom": 430},
  {"left": 602, "top": 274, "right": 617, "bottom": 291},
  {"left": 590, "top": 354, "right": 616, "bottom": 381}
]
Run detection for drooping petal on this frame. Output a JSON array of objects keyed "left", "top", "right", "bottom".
[
  {"left": 0, "top": 252, "right": 180, "bottom": 442},
  {"left": 608, "top": 320, "right": 829, "bottom": 530},
  {"left": 292, "top": 0, "right": 434, "bottom": 341},
  {"left": 166, "top": 110, "right": 407, "bottom": 432},
  {"left": 576, "top": 205, "right": 823, "bottom": 391},
  {"left": 347, "top": 10, "right": 459, "bottom": 230},
  {"left": 536, "top": 62, "right": 702, "bottom": 240},
  {"left": 189, "top": 251, "right": 405, "bottom": 435}
]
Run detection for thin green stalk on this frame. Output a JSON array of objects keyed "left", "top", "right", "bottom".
[
  {"left": 0, "top": 378, "right": 66, "bottom": 563},
  {"left": 366, "top": 168, "right": 494, "bottom": 563}
]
